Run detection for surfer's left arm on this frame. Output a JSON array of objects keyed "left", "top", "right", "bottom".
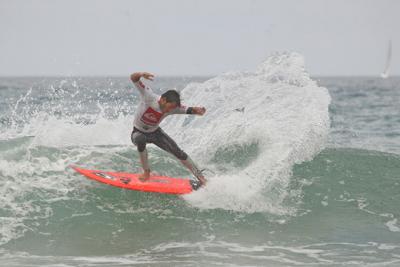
[
  {"left": 172, "top": 106, "right": 206, "bottom": 115},
  {"left": 187, "top": 107, "right": 206, "bottom": 115}
]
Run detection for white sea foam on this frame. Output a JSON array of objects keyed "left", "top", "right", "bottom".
[{"left": 164, "top": 52, "right": 331, "bottom": 212}]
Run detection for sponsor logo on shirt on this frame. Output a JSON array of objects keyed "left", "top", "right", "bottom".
[{"left": 141, "top": 107, "right": 163, "bottom": 125}]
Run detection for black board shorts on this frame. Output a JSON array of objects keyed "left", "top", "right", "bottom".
[{"left": 131, "top": 127, "right": 188, "bottom": 160}]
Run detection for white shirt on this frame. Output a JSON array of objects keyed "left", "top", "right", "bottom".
[{"left": 133, "top": 80, "right": 188, "bottom": 133}]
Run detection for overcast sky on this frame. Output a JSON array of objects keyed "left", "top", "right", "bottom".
[{"left": 0, "top": 0, "right": 399, "bottom": 76}]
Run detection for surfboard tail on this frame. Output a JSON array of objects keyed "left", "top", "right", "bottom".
[{"left": 190, "top": 180, "right": 202, "bottom": 191}]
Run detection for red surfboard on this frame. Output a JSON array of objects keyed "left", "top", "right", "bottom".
[{"left": 71, "top": 165, "right": 201, "bottom": 194}]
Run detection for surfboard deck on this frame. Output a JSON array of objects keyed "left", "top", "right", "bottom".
[{"left": 71, "top": 165, "right": 201, "bottom": 194}]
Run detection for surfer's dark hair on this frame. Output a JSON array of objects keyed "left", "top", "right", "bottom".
[{"left": 161, "top": 90, "right": 181, "bottom": 106}]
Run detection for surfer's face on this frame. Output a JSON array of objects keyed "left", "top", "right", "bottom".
[{"left": 159, "top": 97, "right": 178, "bottom": 113}]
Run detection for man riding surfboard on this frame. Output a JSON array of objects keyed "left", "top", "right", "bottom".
[{"left": 130, "top": 72, "right": 207, "bottom": 186}]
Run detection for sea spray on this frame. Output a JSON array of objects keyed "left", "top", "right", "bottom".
[{"left": 164, "top": 52, "right": 331, "bottom": 212}]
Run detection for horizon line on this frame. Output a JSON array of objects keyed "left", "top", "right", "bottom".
[{"left": 1, "top": 74, "right": 400, "bottom": 78}]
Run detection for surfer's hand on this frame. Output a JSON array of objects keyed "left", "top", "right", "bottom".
[
  {"left": 130, "top": 72, "right": 154, "bottom": 83},
  {"left": 141, "top": 72, "right": 154, "bottom": 81},
  {"left": 193, "top": 107, "right": 206, "bottom": 115}
]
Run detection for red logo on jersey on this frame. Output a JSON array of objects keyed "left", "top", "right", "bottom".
[{"left": 141, "top": 107, "right": 163, "bottom": 125}]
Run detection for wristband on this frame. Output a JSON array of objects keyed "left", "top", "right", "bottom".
[{"left": 186, "top": 107, "right": 194, "bottom": 114}]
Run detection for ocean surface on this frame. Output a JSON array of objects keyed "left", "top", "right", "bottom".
[{"left": 1, "top": 53, "right": 400, "bottom": 266}]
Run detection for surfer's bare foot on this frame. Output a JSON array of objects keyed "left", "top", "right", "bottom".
[
  {"left": 138, "top": 170, "right": 151, "bottom": 182},
  {"left": 198, "top": 175, "right": 207, "bottom": 186}
]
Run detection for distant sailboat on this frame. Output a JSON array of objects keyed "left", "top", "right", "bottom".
[{"left": 381, "top": 40, "right": 392, "bottom": 79}]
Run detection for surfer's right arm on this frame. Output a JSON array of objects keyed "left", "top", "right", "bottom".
[
  {"left": 130, "top": 72, "right": 155, "bottom": 97},
  {"left": 130, "top": 72, "right": 154, "bottom": 83}
]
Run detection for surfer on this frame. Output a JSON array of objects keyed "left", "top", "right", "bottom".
[{"left": 130, "top": 72, "right": 207, "bottom": 186}]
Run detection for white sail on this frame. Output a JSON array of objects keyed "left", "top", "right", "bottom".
[{"left": 381, "top": 40, "right": 392, "bottom": 79}]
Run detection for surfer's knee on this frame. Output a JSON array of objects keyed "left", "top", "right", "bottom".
[
  {"left": 131, "top": 131, "right": 147, "bottom": 152},
  {"left": 136, "top": 142, "right": 146, "bottom": 152},
  {"left": 175, "top": 150, "right": 188, "bottom": 160}
]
